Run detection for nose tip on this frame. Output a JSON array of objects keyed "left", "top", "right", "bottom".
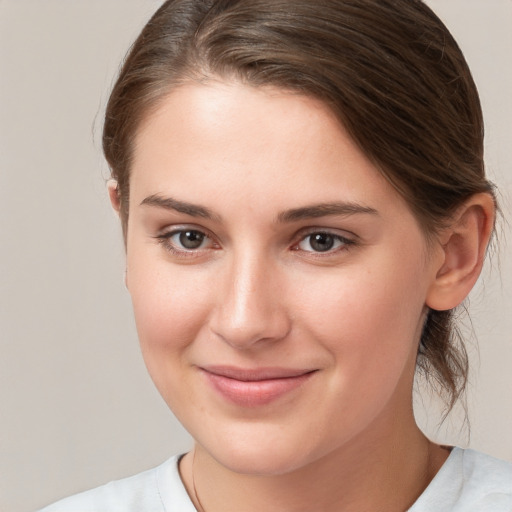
[
  {"left": 209, "top": 262, "right": 291, "bottom": 350},
  {"left": 211, "top": 296, "right": 291, "bottom": 350}
]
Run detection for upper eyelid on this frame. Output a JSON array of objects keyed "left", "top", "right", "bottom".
[
  {"left": 157, "top": 224, "right": 212, "bottom": 238},
  {"left": 293, "top": 226, "right": 358, "bottom": 241}
]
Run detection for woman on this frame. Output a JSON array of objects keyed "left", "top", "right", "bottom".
[{"left": 39, "top": 0, "right": 511, "bottom": 510}]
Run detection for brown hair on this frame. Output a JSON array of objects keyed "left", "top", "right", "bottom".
[{"left": 103, "top": 0, "right": 496, "bottom": 412}]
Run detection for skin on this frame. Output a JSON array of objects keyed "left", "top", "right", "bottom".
[{"left": 113, "top": 80, "right": 494, "bottom": 511}]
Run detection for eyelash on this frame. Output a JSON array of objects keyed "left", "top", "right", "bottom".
[
  {"left": 292, "top": 230, "right": 356, "bottom": 255},
  {"left": 155, "top": 227, "right": 356, "bottom": 258},
  {"left": 155, "top": 228, "right": 217, "bottom": 257}
]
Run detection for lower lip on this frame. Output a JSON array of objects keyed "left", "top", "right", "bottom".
[{"left": 202, "top": 371, "right": 314, "bottom": 407}]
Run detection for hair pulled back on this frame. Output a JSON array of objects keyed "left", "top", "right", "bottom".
[{"left": 103, "top": 0, "right": 496, "bottom": 412}]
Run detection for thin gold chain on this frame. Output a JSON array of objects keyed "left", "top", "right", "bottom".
[{"left": 192, "top": 448, "right": 207, "bottom": 512}]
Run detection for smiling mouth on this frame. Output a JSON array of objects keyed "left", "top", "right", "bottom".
[{"left": 200, "top": 366, "right": 317, "bottom": 407}]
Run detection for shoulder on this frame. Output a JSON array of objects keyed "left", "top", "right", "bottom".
[
  {"left": 460, "top": 448, "right": 512, "bottom": 481},
  {"left": 36, "top": 455, "right": 196, "bottom": 512},
  {"left": 457, "top": 449, "right": 512, "bottom": 505},
  {"left": 411, "top": 447, "right": 512, "bottom": 512}
]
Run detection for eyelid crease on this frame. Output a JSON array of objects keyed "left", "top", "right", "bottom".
[
  {"left": 156, "top": 228, "right": 212, "bottom": 243},
  {"left": 295, "top": 231, "right": 355, "bottom": 246},
  {"left": 293, "top": 225, "right": 359, "bottom": 242},
  {"left": 156, "top": 225, "right": 208, "bottom": 236}
]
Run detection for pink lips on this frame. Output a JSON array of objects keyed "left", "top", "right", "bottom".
[{"left": 200, "top": 366, "right": 315, "bottom": 407}]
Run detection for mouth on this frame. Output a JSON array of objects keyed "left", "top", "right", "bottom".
[{"left": 199, "top": 365, "right": 317, "bottom": 407}]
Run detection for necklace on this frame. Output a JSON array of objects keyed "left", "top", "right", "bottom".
[{"left": 191, "top": 448, "right": 207, "bottom": 512}]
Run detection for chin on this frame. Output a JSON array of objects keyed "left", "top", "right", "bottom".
[
  {"left": 197, "top": 422, "right": 327, "bottom": 477},
  {"left": 214, "top": 446, "right": 308, "bottom": 476}
]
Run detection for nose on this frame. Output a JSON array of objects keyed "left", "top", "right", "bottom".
[{"left": 209, "top": 253, "right": 291, "bottom": 350}]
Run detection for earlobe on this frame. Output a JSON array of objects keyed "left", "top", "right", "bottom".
[
  {"left": 426, "top": 193, "right": 495, "bottom": 311},
  {"left": 107, "top": 179, "right": 121, "bottom": 215}
]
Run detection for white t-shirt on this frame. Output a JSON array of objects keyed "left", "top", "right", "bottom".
[{"left": 37, "top": 448, "right": 512, "bottom": 511}]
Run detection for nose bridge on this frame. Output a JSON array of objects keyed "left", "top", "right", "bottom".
[{"left": 210, "top": 247, "right": 289, "bottom": 348}]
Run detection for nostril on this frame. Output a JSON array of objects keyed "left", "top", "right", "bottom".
[{"left": 209, "top": 304, "right": 291, "bottom": 350}]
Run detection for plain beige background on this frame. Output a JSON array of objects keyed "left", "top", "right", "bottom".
[{"left": 0, "top": 1, "right": 510, "bottom": 511}]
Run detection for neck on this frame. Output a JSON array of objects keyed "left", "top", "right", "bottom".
[{"left": 180, "top": 411, "right": 450, "bottom": 512}]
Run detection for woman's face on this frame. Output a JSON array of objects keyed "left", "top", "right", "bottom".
[{"left": 125, "top": 81, "right": 442, "bottom": 475}]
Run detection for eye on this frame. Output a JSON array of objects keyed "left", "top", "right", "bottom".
[
  {"left": 174, "top": 230, "right": 208, "bottom": 249},
  {"left": 296, "top": 232, "right": 353, "bottom": 253},
  {"left": 156, "top": 228, "right": 215, "bottom": 254}
]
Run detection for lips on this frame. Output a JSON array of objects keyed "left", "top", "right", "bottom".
[{"left": 200, "top": 365, "right": 316, "bottom": 407}]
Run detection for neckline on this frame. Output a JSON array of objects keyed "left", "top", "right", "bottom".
[
  {"left": 161, "top": 448, "right": 463, "bottom": 512},
  {"left": 408, "top": 446, "right": 462, "bottom": 511}
]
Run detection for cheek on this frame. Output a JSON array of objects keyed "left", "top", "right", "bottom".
[
  {"left": 294, "top": 258, "right": 428, "bottom": 380},
  {"left": 127, "top": 259, "right": 218, "bottom": 415},
  {"left": 127, "top": 252, "right": 213, "bottom": 360},
  {"left": 292, "top": 267, "right": 427, "bottom": 438}
]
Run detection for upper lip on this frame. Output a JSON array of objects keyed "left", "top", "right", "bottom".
[{"left": 200, "top": 365, "right": 316, "bottom": 382}]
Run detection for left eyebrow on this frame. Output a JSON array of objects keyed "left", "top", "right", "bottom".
[{"left": 277, "top": 202, "right": 378, "bottom": 223}]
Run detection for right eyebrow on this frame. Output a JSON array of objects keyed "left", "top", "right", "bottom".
[{"left": 140, "top": 194, "right": 222, "bottom": 222}]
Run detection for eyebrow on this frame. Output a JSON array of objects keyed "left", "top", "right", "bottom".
[
  {"left": 276, "top": 202, "right": 378, "bottom": 223},
  {"left": 140, "top": 194, "right": 222, "bottom": 222},
  {"left": 141, "top": 194, "right": 378, "bottom": 224}
]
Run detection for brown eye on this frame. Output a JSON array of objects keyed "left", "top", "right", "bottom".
[
  {"left": 178, "top": 230, "right": 206, "bottom": 249},
  {"left": 309, "top": 233, "right": 335, "bottom": 252},
  {"left": 297, "top": 232, "right": 353, "bottom": 253},
  {"left": 157, "top": 229, "right": 212, "bottom": 254}
]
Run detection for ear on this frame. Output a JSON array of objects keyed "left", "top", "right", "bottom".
[
  {"left": 426, "top": 193, "right": 495, "bottom": 311},
  {"left": 108, "top": 179, "right": 129, "bottom": 288},
  {"left": 107, "top": 179, "right": 121, "bottom": 215}
]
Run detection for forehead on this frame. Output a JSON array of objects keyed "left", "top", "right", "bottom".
[
  {"left": 130, "top": 80, "right": 413, "bottom": 224},
  {"left": 133, "top": 80, "right": 343, "bottom": 163}
]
